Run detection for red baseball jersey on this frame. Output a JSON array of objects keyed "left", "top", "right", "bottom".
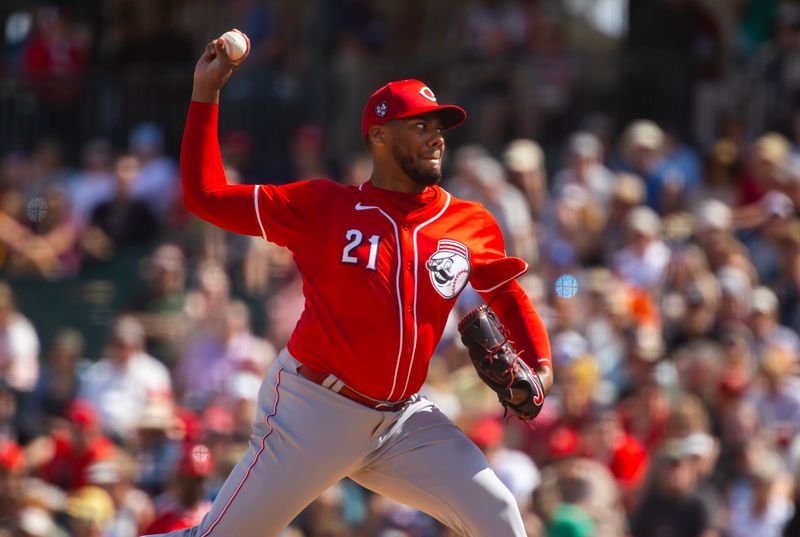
[{"left": 182, "top": 102, "right": 551, "bottom": 402}]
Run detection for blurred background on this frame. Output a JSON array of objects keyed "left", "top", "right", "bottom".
[{"left": 1, "top": 0, "right": 800, "bottom": 536}]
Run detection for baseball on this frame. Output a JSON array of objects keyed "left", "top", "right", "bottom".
[{"left": 221, "top": 30, "right": 247, "bottom": 61}]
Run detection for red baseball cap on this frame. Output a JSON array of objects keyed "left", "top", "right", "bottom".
[
  {"left": 66, "top": 400, "right": 100, "bottom": 431},
  {"left": 178, "top": 444, "right": 214, "bottom": 477},
  {"left": 362, "top": 79, "right": 466, "bottom": 138},
  {"left": 468, "top": 416, "right": 504, "bottom": 449}
]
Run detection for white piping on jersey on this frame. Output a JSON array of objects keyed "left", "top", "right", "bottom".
[
  {"left": 399, "top": 191, "right": 452, "bottom": 399},
  {"left": 354, "top": 202, "right": 404, "bottom": 401},
  {"left": 253, "top": 185, "right": 268, "bottom": 241},
  {"left": 472, "top": 262, "right": 530, "bottom": 293}
]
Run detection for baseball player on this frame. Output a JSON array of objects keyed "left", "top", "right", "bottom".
[{"left": 149, "top": 30, "right": 553, "bottom": 537}]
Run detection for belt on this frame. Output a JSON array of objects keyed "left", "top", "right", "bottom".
[{"left": 296, "top": 365, "right": 409, "bottom": 412}]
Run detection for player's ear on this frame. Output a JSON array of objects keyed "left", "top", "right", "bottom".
[{"left": 368, "top": 126, "right": 386, "bottom": 148}]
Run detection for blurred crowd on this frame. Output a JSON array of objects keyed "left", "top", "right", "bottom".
[{"left": 3, "top": 0, "right": 800, "bottom": 536}]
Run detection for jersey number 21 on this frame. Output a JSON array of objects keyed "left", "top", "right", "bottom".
[{"left": 341, "top": 229, "right": 380, "bottom": 270}]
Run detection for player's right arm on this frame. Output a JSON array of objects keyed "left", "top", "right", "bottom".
[{"left": 181, "top": 30, "right": 264, "bottom": 236}]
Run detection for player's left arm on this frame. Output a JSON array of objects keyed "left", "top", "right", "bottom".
[
  {"left": 470, "top": 212, "right": 553, "bottom": 396},
  {"left": 476, "top": 280, "right": 553, "bottom": 396}
]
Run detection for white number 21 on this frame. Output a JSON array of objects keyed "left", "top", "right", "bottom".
[{"left": 341, "top": 229, "right": 380, "bottom": 270}]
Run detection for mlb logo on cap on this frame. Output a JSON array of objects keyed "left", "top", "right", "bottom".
[{"left": 362, "top": 79, "right": 466, "bottom": 138}]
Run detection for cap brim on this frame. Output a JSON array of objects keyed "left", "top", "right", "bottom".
[{"left": 394, "top": 105, "right": 466, "bottom": 131}]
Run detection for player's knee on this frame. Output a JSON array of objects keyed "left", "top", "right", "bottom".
[{"left": 462, "top": 470, "right": 522, "bottom": 528}]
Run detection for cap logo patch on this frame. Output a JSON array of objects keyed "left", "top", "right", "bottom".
[
  {"left": 419, "top": 86, "right": 437, "bottom": 102},
  {"left": 375, "top": 100, "right": 388, "bottom": 117}
]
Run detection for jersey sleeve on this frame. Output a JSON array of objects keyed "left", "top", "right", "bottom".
[
  {"left": 181, "top": 101, "right": 263, "bottom": 236},
  {"left": 470, "top": 208, "right": 552, "bottom": 370},
  {"left": 181, "top": 101, "right": 324, "bottom": 250},
  {"left": 255, "top": 181, "right": 327, "bottom": 250},
  {"left": 469, "top": 210, "right": 529, "bottom": 292}
]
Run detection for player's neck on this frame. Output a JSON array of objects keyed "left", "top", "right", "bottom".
[{"left": 370, "top": 171, "right": 427, "bottom": 195}]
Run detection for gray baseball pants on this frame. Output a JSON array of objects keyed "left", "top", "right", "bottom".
[{"left": 146, "top": 349, "right": 526, "bottom": 537}]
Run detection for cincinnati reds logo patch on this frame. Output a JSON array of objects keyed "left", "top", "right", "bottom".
[
  {"left": 426, "top": 239, "right": 470, "bottom": 299},
  {"left": 375, "top": 100, "right": 388, "bottom": 117}
]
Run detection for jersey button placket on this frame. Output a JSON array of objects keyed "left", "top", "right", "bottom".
[{"left": 399, "top": 224, "right": 415, "bottom": 353}]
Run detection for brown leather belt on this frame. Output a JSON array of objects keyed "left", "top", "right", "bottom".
[{"left": 296, "top": 365, "right": 409, "bottom": 412}]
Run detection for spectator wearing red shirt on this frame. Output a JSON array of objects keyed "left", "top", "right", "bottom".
[
  {"left": 144, "top": 444, "right": 214, "bottom": 534},
  {"left": 38, "top": 400, "right": 115, "bottom": 490},
  {"left": 21, "top": 6, "right": 88, "bottom": 105},
  {"left": 580, "top": 408, "right": 649, "bottom": 511},
  {"left": 0, "top": 439, "right": 25, "bottom": 520}
]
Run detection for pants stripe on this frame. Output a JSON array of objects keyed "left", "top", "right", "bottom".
[{"left": 199, "top": 367, "right": 284, "bottom": 537}]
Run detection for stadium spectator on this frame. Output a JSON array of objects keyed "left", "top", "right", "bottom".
[
  {"left": 35, "top": 400, "right": 114, "bottom": 491},
  {"left": 84, "top": 154, "right": 159, "bottom": 260},
  {"left": 544, "top": 464, "right": 595, "bottom": 537},
  {"left": 131, "top": 401, "right": 180, "bottom": 498},
  {"left": 738, "top": 133, "right": 791, "bottom": 206},
  {"left": 629, "top": 439, "right": 714, "bottom": 537},
  {"left": 64, "top": 486, "right": 116, "bottom": 537},
  {"left": 6, "top": 185, "right": 82, "bottom": 279},
  {"left": 176, "top": 300, "right": 274, "bottom": 409},
  {"left": 67, "top": 139, "right": 116, "bottom": 226},
  {"left": 0, "top": 282, "right": 40, "bottom": 395},
  {"left": 601, "top": 173, "right": 647, "bottom": 265},
  {"left": 748, "top": 286, "right": 800, "bottom": 358},
  {"left": 546, "top": 182, "right": 605, "bottom": 267},
  {"left": 0, "top": 440, "right": 25, "bottom": 521},
  {"left": 78, "top": 315, "right": 172, "bottom": 441},
  {"left": 183, "top": 261, "right": 232, "bottom": 333},
  {"left": 553, "top": 131, "right": 615, "bottom": 210},
  {"left": 31, "top": 329, "right": 89, "bottom": 421},
  {"left": 130, "top": 243, "right": 189, "bottom": 368},
  {"left": 468, "top": 415, "right": 540, "bottom": 511},
  {"left": 749, "top": 347, "right": 800, "bottom": 454},
  {"left": 86, "top": 454, "right": 156, "bottom": 537},
  {"left": 502, "top": 138, "right": 549, "bottom": 220},
  {"left": 455, "top": 154, "right": 537, "bottom": 263},
  {"left": 129, "top": 123, "right": 179, "bottom": 220},
  {"left": 581, "top": 407, "right": 650, "bottom": 507},
  {"left": 20, "top": 6, "right": 89, "bottom": 142},
  {"left": 534, "top": 455, "right": 627, "bottom": 537},
  {"left": 613, "top": 206, "right": 671, "bottom": 291},
  {"left": 726, "top": 443, "right": 794, "bottom": 537},
  {"left": 0, "top": 381, "right": 17, "bottom": 444},
  {"left": 143, "top": 444, "right": 214, "bottom": 534}
]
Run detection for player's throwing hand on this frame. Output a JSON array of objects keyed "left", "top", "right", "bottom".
[{"left": 192, "top": 29, "right": 250, "bottom": 103}]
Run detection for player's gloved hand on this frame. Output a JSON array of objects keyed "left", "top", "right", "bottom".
[
  {"left": 458, "top": 305, "right": 545, "bottom": 420},
  {"left": 192, "top": 29, "right": 250, "bottom": 103}
]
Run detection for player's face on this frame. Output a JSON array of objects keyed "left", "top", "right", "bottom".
[{"left": 389, "top": 115, "right": 445, "bottom": 186}]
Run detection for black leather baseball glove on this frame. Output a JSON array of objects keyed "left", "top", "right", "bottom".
[{"left": 458, "top": 304, "right": 545, "bottom": 420}]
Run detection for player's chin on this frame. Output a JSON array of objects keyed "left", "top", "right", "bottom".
[
  {"left": 407, "top": 158, "right": 442, "bottom": 186},
  {"left": 420, "top": 170, "right": 443, "bottom": 186}
]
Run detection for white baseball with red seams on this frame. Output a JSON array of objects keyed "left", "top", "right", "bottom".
[{"left": 221, "top": 31, "right": 246, "bottom": 60}]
